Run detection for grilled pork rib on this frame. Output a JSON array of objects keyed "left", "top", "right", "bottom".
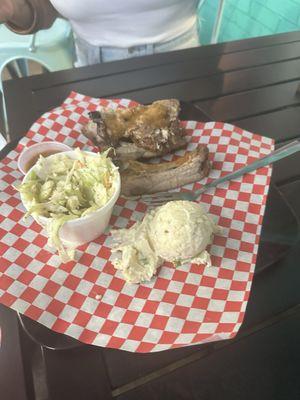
[
  {"left": 120, "top": 145, "right": 210, "bottom": 196},
  {"left": 82, "top": 99, "right": 186, "bottom": 160}
]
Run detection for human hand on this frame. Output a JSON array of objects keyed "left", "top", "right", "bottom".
[
  {"left": 0, "top": 0, "right": 32, "bottom": 28},
  {"left": 0, "top": 0, "right": 14, "bottom": 23}
]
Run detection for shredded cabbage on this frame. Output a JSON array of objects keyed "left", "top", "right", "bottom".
[{"left": 18, "top": 148, "right": 118, "bottom": 262}]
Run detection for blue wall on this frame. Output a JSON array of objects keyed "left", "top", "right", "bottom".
[{"left": 198, "top": 0, "right": 300, "bottom": 44}]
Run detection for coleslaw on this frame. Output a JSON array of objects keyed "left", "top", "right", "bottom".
[{"left": 18, "top": 148, "right": 118, "bottom": 261}]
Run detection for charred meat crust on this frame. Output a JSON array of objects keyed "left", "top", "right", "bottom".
[{"left": 81, "top": 100, "right": 186, "bottom": 159}]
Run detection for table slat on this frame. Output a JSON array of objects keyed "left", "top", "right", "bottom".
[
  {"left": 198, "top": 80, "right": 300, "bottom": 121},
  {"left": 116, "top": 308, "right": 300, "bottom": 400},
  {"left": 0, "top": 306, "right": 29, "bottom": 400},
  {"left": 43, "top": 347, "right": 112, "bottom": 400},
  {"left": 233, "top": 105, "right": 300, "bottom": 143},
  {"left": 5, "top": 38, "right": 300, "bottom": 140}
]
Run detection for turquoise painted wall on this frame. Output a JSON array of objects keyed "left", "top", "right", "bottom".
[{"left": 198, "top": 0, "right": 300, "bottom": 44}]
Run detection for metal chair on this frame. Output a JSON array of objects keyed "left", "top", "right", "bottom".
[{"left": 0, "top": 19, "right": 74, "bottom": 139}]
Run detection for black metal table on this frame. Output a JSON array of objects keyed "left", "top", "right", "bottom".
[{"left": 1, "top": 31, "right": 300, "bottom": 400}]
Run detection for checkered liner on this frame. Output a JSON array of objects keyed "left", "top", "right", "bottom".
[{"left": 0, "top": 92, "right": 274, "bottom": 352}]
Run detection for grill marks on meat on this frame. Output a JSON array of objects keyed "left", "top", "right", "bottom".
[
  {"left": 120, "top": 145, "right": 210, "bottom": 196},
  {"left": 82, "top": 99, "right": 186, "bottom": 159}
]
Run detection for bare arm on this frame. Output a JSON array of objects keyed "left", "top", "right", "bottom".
[
  {"left": 1, "top": 0, "right": 59, "bottom": 34},
  {"left": 0, "top": 0, "right": 33, "bottom": 28}
]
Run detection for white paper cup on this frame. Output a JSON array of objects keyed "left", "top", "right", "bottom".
[
  {"left": 20, "top": 151, "right": 121, "bottom": 247},
  {"left": 18, "top": 141, "right": 72, "bottom": 175}
]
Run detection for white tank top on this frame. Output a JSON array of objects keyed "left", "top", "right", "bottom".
[{"left": 50, "top": 0, "right": 199, "bottom": 47}]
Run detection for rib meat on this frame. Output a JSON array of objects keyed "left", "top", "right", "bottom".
[
  {"left": 81, "top": 99, "right": 186, "bottom": 160},
  {"left": 120, "top": 145, "right": 210, "bottom": 196}
]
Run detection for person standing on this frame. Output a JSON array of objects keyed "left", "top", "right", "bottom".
[{"left": 0, "top": 0, "right": 200, "bottom": 66}]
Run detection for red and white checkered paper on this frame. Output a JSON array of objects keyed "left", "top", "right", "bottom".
[{"left": 0, "top": 92, "right": 274, "bottom": 352}]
